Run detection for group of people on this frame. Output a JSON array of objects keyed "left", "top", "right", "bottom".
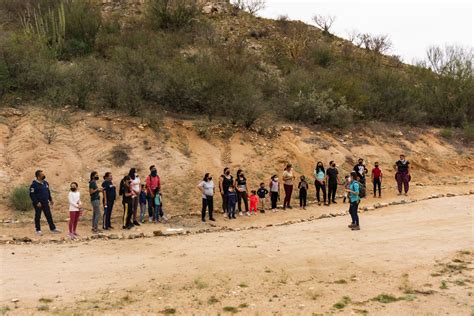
[
  {"left": 28, "top": 155, "right": 411, "bottom": 237},
  {"left": 196, "top": 155, "right": 411, "bottom": 231}
]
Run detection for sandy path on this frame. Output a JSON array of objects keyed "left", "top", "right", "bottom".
[{"left": 1, "top": 196, "right": 473, "bottom": 315}]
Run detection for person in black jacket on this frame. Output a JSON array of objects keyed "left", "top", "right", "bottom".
[
  {"left": 29, "top": 170, "right": 60, "bottom": 235},
  {"left": 353, "top": 158, "right": 368, "bottom": 185}
]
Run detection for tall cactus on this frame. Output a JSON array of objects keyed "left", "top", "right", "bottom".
[{"left": 21, "top": 1, "right": 66, "bottom": 56}]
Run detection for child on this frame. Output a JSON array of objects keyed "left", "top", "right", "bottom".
[
  {"left": 343, "top": 175, "right": 350, "bottom": 203},
  {"left": 269, "top": 175, "right": 280, "bottom": 212},
  {"left": 68, "top": 182, "right": 82, "bottom": 239},
  {"left": 139, "top": 184, "right": 147, "bottom": 223},
  {"left": 227, "top": 185, "right": 237, "bottom": 219},
  {"left": 153, "top": 187, "right": 162, "bottom": 223},
  {"left": 257, "top": 183, "right": 268, "bottom": 213},
  {"left": 249, "top": 190, "right": 259, "bottom": 215},
  {"left": 298, "top": 175, "right": 309, "bottom": 209},
  {"left": 371, "top": 162, "right": 383, "bottom": 198}
]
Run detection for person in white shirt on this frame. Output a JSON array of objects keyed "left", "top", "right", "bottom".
[
  {"left": 128, "top": 168, "right": 141, "bottom": 226},
  {"left": 197, "top": 173, "right": 216, "bottom": 222},
  {"left": 68, "top": 182, "right": 82, "bottom": 239}
]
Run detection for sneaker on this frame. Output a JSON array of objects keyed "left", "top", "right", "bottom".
[
  {"left": 318, "top": 202, "right": 322, "bottom": 206},
  {"left": 246, "top": 212, "right": 251, "bottom": 216},
  {"left": 122, "top": 225, "right": 127, "bottom": 229},
  {"left": 260, "top": 210, "right": 265, "bottom": 213},
  {"left": 351, "top": 225, "right": 360, "bottom": 231},
  {"left": 36, "top": 230, "right": 43, "bottom": 236},
  {"left": 303, "top": 207, "right": 306, "bottom": 210},
  {"left": 149, "top": 218, "right": 153, "bottom": 223},
  {"left": 141, "top": 219, "right": 146, "bottom": 224},
  {"left": 51, "top": 229, "right": 61, "bottom": 234},
  {"left": 202, "top": 219, "right": 206, "bottom": 222},
  {"left": 239, "top": 212, "right": 243, "bottom": 216},
  {"left": 109, "top": 226, "right": 114, "bottom": 229},
  {"left": 272, "top": 209, "right": 276, "bottom": 213},
  {"left": 73, "top": 233, "right": 80, "bottom": 237},
  {"left": 210, "top": 218, "right": 216, "bottom": 221},
  {"left": 162, "top": 215, "right": 169, "bottom": 221},
  {"left": 288, "top": 205, "right": 293, "bottom": 209},
  {"left": 332, "top": 201, "right": 337, "bottom": 204},
  {"left": 133, "top": 221, "right": 141, "bottom": 226},
  {"left": 232, "top": 215, "right": 236, "bottom": 219},
  {"left": 68, "top": 233, "right": 76, "bottom": 239},
  {"left": 348, "top": 223, "right": 356, "bottom": 228}
]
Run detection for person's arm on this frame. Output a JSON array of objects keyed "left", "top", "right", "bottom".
[
  {"left": 68, "top": 192, "right": 78, "bottom": 208},
  {"left": 197, "top": 182, "right": 204, "bottom": 195},
  {"left": 407, "top": 163, "right": 410, "bottom": 175},
  {"left": 219, "top": 176, "right": 224, "bottom": 193},
  {"left": 47, "top": 182, "right": 53, "bottom": 205},
  {"left": 102, "top": 183, "right": 108, "bottom": 205},
  {"left": 30, "top": 182, "right": 40, "bottom": 207},
  {"left": 157, "top": 176, "right": 161, "bottom": 191}
]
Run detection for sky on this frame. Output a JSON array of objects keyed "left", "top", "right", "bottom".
[{"left": 260, "top": 0, "right": 473, "bottom": 64}]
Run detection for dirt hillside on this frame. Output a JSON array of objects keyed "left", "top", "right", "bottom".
[{"left": 0, "top": 106, "right": 473, "bottom": 222}]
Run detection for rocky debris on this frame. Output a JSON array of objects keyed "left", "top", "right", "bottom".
[
  {"left": 13, "top": 236, "right": 32, "bottom": 243},
  {"left": 128, "top": 232, "right": 145, "bottom": 239},
  {"left": 446, "top": 193, "right": 456, "bottom": 197},
  {"left": 108, "top": 234, "right": 120, "bottom": 239},
  {"left": 281, "top": 125, "right": 293, "bottom": 132},
  {"left": 0, "top": 108, "right": 24, "bottom": 117},
  {"left": 202, "top": 1, "right": 227, "bottom": 14}
]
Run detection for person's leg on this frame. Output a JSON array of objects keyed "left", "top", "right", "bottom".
[
  {"left": 209, "top": 196, "right": 214, "bottom": 219},
  {"left": 73, "top": 211, "right": 80, "bottom": 234},
  {"left": 316, "top": 183, "right": 321, "bottom": 203},
  {"left": 107, "top": 201, "right": 114, "bottom": 228},
  {"left": 102, "top": 204, "right": 108, "bottom": 229},
  {"left": 92, "top": 200, "right": 101, "bottom": 231},
  {"left": 122, "top": 202, "right": 127, "bottom": 227},
  {"left": 377, "top": 179, "right": 382, "bottom": 197},
  {"left": 243, "top": 192, "right": 249, "bottom": 212},
  {"left": 126, "top": 201, "right": 133, "bottom": 226},
  {"left": 303, "top": 190, "right": 307, "bottom": 207},
  {"left": 34, "top": 204, "right": 42, "bottom": 232},
  {"left": 287, "top": 185, "right": 293, "bottom": 207},
  {"left": 237, "top": 191, "right": 243, "bottom": 213},
  {"left": 348, "top": 202, "right": 355, "bottom": 224},
  {"left": 147, "top": 195, "right": 154, "bottom": 220},
  {"left": 403, "top": 174, "right": 409, "bottom": 194},
  {"left": 322, "top": 184, "right": 327, "bottom": 204},
  {"left": 353, "top": 202, "right": 360, "bottom": 226},
  {"left": 69, "top": 212, "right": 74, "bottom": 234},
  {"left": 132, "top": 197, "right": 138, "bottom": 221},
  {"left": 42, "top": 203, "right": 56, "bottom": 231},
  {"left": 201, "top": 198, "right": 207, "bottom": 221},
  {"left": 396, "top": 173, "right": 402, "bottom": 194}
]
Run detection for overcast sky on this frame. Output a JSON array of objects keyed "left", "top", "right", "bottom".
[{"left": 260, "top": 0, "right": 473, "bottom": 64}]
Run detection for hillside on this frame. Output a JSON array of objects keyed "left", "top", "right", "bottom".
[
  {"left": 0, "top": 0, "right": 473, "bottom": 132},
  {"left": 0, "top": 106, "right": 473, "bottom": 224}
]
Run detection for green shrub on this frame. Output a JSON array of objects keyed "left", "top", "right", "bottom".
[
  {"left": 146, "top": 0, "right": 200, "bottom": 30},
  {"left": 439, "top": 128, "right": 453, "bottom": 139},
  {"left": 462, "top": 124, "right": 474, "bottom": 143},
  {"left": 10, "top": 185, "right": 31, "bottom": 212},
  {"left": 310, "top": 43, "right": 334, "bottom": 67}
]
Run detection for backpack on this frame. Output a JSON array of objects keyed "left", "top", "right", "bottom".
[{"left": 357, "top": 181, "right": 366, "bottom": 199}]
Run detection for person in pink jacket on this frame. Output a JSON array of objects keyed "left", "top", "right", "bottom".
[{"left": 145, "top": 165, "right": 161, "bottom": 222}]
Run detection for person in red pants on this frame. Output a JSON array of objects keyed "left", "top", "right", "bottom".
[
  {"left": 394, "top": 154, "right": 411, "bottom": 196},
  {"left": 68, "top": 182, "right": 83, "bottom": 239}
]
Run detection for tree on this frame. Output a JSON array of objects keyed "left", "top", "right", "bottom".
[
  {"left": 312, "top": 14, "right": 336, "bottom": 35},
  {"left": 231, "top": 0, "right": 266, "bottom": 15},
  {"left": 350, "top": 32, "right": 392, "bottom": 54}
]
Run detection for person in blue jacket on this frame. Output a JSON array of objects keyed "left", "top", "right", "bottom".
[
  {"left": 29, "top": 170, "right": 61, "bottom": 236},
  {"left": 346, "top": 171, "right": 361, "bottom": 231}
]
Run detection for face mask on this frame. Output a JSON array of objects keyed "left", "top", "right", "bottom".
[
  {"left": 41, "top": 175, "right": 46, "bottom": 180},
  {"left": 151, "top": 170, "right": 157, "bottom": 176},
  {"left": 225, "top": 171, "right": 230, "bottom": 175},
  {"left": 94, "top": 176, "right": 99, "bottom": 180},
  {"left": 209, "top": 177, "right": 213, "bottom": 181},
  {"left": 375, "top": 165, "right": 379, "bottom": 168},
  {"left": 70, "top": 187, "right": 77, "bottom": 192},
  {"left": 135, "top": 173, "right": 138, "bottom": 178},
  {"left": 274, "top": 178, "right": 278, "bottom": 181}
]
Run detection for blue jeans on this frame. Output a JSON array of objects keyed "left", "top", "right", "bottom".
[
  {"left": 154, "top": 205, "right": 162, "bottom": 221},
  {"left": 349, "top": 201, "right": 359, "bottom": 226}
]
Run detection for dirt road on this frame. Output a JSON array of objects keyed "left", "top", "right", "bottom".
[{"left": 1, "top": 195, "right": 473, "bottom": 315}]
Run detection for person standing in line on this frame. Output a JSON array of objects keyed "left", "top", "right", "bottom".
[
  {"left": 68, "top": 182, "right": 82, "bottom": 239},
  {"left": 145, "top": 165, "right": 161, "bottom": 223},
  {"left": 269, "top": 175, "right": 280, "bottom": 212},
  {"left": 394, "top": 154, "right": 411, "bottom": 196},
  {"left": 257, "top": 183, "right": 268, "bottom": 213},
  {"left": 298, "top": 175, "right": 309, "bottom": 209},
  {"left": 122, "top": 176, "right": 134, "bottom": 229},
  {"left": 282, "top": 164, "right": 295, "bottom": 210},
  {"left": 235, "top": 169, "right": 250, "bottom": 216},
  {"left": 371, "top": 162, "right": 383, "bottom": 198},
  {"left": 128, "top": 168, "right": 141, "bottom": 226},
  {"left": 139, "top": 184, "right": 147, "bottom": 223},
  {"left": 249, "top": 190, "right": 259, "bottom": 215},
  {"left": 326, "top": 161, "right": 340, "bottom": 205},
  {"left": 353, "top": 158, "right": 368, "bottom": 185},
  {"left": 220, "top": 168, "right": 233, "bottom": 216},
  {"left": 342, "top": 175, "right": 350, "bottom": 203},
  {"left": 314, "top": 161, "right": 327, "bottom": 206},
  {"left": 101, "top": 172, "right": 116, "bottom": 230},
  {"left": 347, "top": 171, "right": 361, "bottom": 231},
  {"left": 197, "top": 173, "right": 216, "bottom": 222},
  {"left": 227, "top": 185, "right": 237, "bottom": 219},
  {"left": 29, "top": 170, "right": 61, "bottom": 235},
  {"left": 89, "top": 171, "right": 103, "bottom": 234},
  {"left": 153, "top": 187, "right": 162, "bottom": 223}
]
